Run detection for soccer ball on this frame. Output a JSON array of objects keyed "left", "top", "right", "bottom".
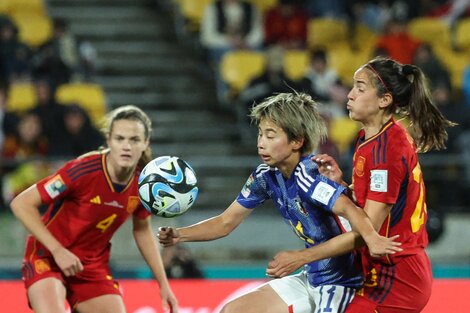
[{"left": 138, "top": 156, "right": 198, "bottom": 217}]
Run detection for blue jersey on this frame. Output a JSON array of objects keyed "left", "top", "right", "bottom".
[{"left": 236, "top": 155, "right": 363, "bottom": 288}]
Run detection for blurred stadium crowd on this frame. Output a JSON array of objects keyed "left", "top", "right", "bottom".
[{"left": 1, "top": 0, "right": 470, "bottom": 220}]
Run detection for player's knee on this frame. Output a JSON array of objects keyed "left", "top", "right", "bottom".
[{"left": 220, "top": 300, "right": 241, "bottom": 313}]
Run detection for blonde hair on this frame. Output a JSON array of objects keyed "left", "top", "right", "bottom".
[{"left": 249, "top": 92, "right": 327, "bottom": 154}]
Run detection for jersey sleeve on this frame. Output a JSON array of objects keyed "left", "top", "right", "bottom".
[
  {"left": 297, "top": 167, "right": 346, "bottom": 213},
  {"left": 236, "top": 165, "right": 270, "bottom": 209},
  {"left": 367, "top": 137, "right": 407, "bottom": 205},
  {"left": 36, "top": 161, "right": 77, "bottom": 204}
]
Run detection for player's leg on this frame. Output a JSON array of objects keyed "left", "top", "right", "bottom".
[
  {"left": 220, "top": 284, "right": 288, "bottom": 313},
  {"left": 311, "top": 284, "right": 356, "bottom": 313},
  {"left": 222, "top": 272, "right": 316, "bottom": 313},
  {"left": 74, "top": 294, "right": 126, "bottom": 313},
  {"left": 27, "top": 277, "right": 68, "bottom": 313}
]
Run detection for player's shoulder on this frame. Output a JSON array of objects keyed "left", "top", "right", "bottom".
[
  {"left": 295, "top": 155, "right": 317, "bottom": 179},
  {"left": 64, "top": 150, "right": 104, "bottom": 181},
  {"left": 253, "top": 163, "right": 273, "bottom": 178}
]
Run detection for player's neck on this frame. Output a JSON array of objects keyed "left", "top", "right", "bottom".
[{"left": 106, "top": 155, "right": 135, "bottom": 184}]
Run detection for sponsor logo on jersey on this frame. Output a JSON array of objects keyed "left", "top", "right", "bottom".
[
  {"left": 370, "top": 170, "right": 388, "bottom": 192},
  {"left": 90, "top": 195, "right": 102, "bottom": 204},
  {"left": 34, "top": 259, "right": 51, "bottom": 274},
  {"left": 44, "top": 175, "right": 66, "bottom": 199},
  {"left": 241, "top": 175, "right": 254, "bottom": 198},
  {"left": 311, "top": 181, "right": 335, "bottom": 205},
  {"left": 127, "top": 196, "right": 140, "bottom": 213},
  {"left": 355, "top": 156, "right": 366, "bottom": 177},
  {"left": 104, "top": 200, "right": 124, "bottom": 208}
]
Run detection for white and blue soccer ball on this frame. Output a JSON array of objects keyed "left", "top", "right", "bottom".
[{"left": 138, "top": 156, "right": 198, "bottom": 217}]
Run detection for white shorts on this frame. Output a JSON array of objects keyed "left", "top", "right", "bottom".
[{"left": 266, "top": 271, "right": 355, "bottom": 313}]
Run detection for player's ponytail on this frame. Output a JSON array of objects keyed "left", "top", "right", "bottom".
[{"left": 366, "top": 57, "right": 456, "bottom": 152}]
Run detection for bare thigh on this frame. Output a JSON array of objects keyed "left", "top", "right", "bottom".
[
  {"left": 221, "top": 284, "right": 288, "bottom": 313},
  {"left": 75, "top": 294, "right": 126, "bottom": 313},
  {"left": 28, "top": 277, "right": 67, "bottom": 313}
]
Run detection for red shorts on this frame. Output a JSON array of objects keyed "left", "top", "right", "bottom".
[
  {"left": 22, "top": 255, "right": 121, "bottom": 308},
  {"left": 346, "top": 250, "right": 432, "bottom": 313}
]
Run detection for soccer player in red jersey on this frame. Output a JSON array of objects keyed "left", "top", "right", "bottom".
[
  {"left": 312, "top": 57, "right": 456, "bottom": 312},
  {"left": 10, "top": 105, "right": 178, "bottom": 313}
]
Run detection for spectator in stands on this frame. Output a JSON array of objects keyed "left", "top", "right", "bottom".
[
  {"left": 0, "top": 17, "right": 32, "bottom": 83},
  {"left": 374, "top": 17, "right": 421, "bottom": 64},
  {"left": 2, "top": 111, "right": 48, "bottom": 159},
  {"left": 238, "top": 46, "right": 301, "bottom": 142},
  {"left": 200, "top": 0, "right": 264, "bottom": 105},
  {"left": 29, "top": 78, "right": 68, "bottom": 157},
  {"left": 32, "top": 18, "right": 79, "bottom": 87},
  {"left": 0, "top": 81, "right": 19, "bottom": 155},
  {"left": 300, "top": 49, "right": 341, "bottom": 102},
  {"left": 413, "top": 43, "right": 451, "bottom": 90},
  {"left": 239, "top": 46, "right": 300, "bottom": 118},
  {"left": 62, "top": 104, "right": 104, "bottom": 157},
  {"left": 263, "top": 0, "right": 308, "bottom": 49},
  {"left": 200, "top": 0, "right": 264, "bottom": 64},
  {"left": 162, "top": 245, "right": 204, "bottom": 279},
  {"left": 432, "top": 81, "right": 470, "bottom": 154}
]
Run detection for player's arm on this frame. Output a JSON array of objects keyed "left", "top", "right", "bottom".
[
  {"left": 158, "top": 200, "right": 252, "bottom": 246},
  {"left": 332, "top": 194, "right": 400, "bottom": 257},
  {"left": 10, "top": 184, "right": 83, "bottom": 276},
  {"left": 132, "top": 216, "right": 178, "bottom": 313}
]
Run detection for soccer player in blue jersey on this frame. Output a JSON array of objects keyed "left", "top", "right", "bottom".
[{"left": 158, "top": 92, "right": 401, "bottom": 313}]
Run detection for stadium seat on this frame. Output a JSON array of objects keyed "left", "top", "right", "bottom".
[
  {"left": 433, "top": 46, "right": 470, "bottom": 90},
  {"left": 408, "top": 17, "right": 451, "bottom": 48},
  {"left": 55, "top": 83, "right": 107, "bottom": 126},
  {"left": 4, "top": 0, "right": 47, "bottom": 15},
  {"left": 6, "top": 83, "right": 37, "bottom": 113},
  {"left": 10, "top": 11, "right": 52, "bottom": 47},
  {"left": 307, "top": 18, "right": 348, "bottom": 50},
  {"left": 220, "top": 50, "right": 266, "bottom": 93},
  {"left": 328, "top": 43, "right": 369, "bottom": 87},
  {"left": 283, "top": 49, "right": 309, "bottom": 81},
  {"left": 178, "top": 0, "right": 213, "bottom": 32},
  {"left": 455, "top": 18, "right": 470, "bottom": 51},
  {"left": 250, "top": 0, "right": 278, "bottom": 12},
  {"left": 329, "top": 117, "right": 361, "bottom": 155}
]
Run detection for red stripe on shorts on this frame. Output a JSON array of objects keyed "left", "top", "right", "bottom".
[{"left": 288, "top": 304, "right": 294, "bottom": 313}]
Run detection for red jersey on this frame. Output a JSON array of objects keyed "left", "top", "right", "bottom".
[
  {"left": 24, "top": 152, "right": 150, "bottom": 264},
  {"left": 352, "top": 118, "right": 429, "bottom": 264}
]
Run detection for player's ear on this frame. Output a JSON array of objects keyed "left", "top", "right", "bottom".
[
  {"left": 291, "top": 137, "right": 304, "bottom": 150},
  {"left": 379, "top": 93, "right": 393, "bottom": 109}
]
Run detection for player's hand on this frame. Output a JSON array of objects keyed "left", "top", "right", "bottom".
[
  {"left": 51, "top": 246, "right": 84, "bottom": 277},
  {"left": 312, "top": 154, "right": 343, "bottom": 183},
  {"left": 365, "top": 234, "right": 403, "bottom": 258},
  {"left": 158, "top": 227, "right": 180, "bottom": 247},
  {"left": 266, "top": 250, "right": 305, "bottom": 278},
  {"left": 160, "top": 285, "right": 179, "bottom": 313}
]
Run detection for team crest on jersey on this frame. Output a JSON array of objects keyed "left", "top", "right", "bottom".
[
  {"left": 295, "top": 199, "right": 308, "bottom": 216},
  {"left": 370, "top": 170, "right": 388, "bottom": 192},
  {"left": 34, "top": 259, "right": 51, "bottom": 274},
  {"left": 44, "top": 175, "right": 66, "bottom": 199},
  {"left": 127, "top": 196, "right": 140, "bottom": 213},
  {"left": 355, "top": 156, "right": 366, "bottom": 177},
  {"left": 241, "top": 175, "right": 254, "bottom": 198}
]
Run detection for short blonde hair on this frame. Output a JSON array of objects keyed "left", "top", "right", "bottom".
[{"left": 249, "top": 92, "right": 327, "bottom": 154}]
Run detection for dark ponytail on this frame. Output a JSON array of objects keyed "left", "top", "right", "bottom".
[{"left": 366, "top": 57, "right": 456, "bottom": 152}]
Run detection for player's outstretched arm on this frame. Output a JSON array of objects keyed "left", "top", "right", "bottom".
[
  {"left": 266, "top": 231, "right": 364, "bottom": 278},
  {"left": 333, "top": 195, "right": 402, "bottom": 257},
  {"left": 158, "top": 201, "right": 252, "bottom": 247}
]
